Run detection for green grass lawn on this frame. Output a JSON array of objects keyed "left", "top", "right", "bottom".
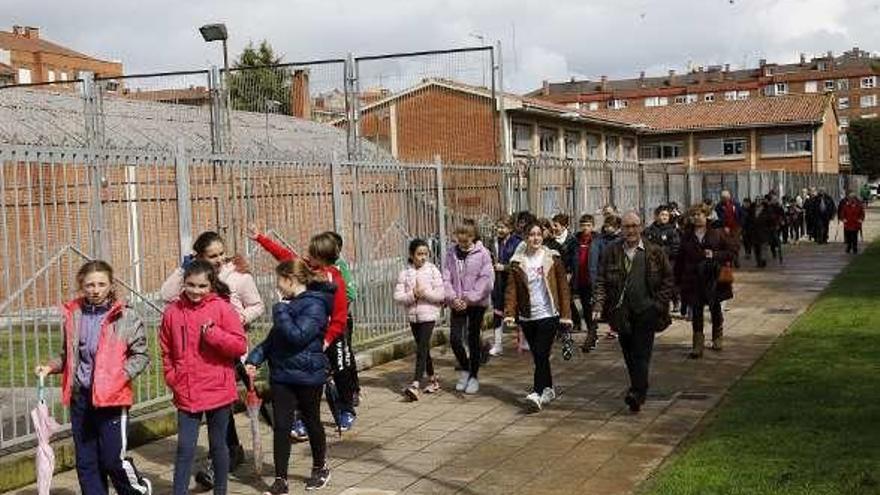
[{"left": 641, "top": 241, "right": 880, "bottom": 495}]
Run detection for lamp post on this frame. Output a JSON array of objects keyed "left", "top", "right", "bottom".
[{"left": 200, "top": 23, "right": 231, "bottom": 140}]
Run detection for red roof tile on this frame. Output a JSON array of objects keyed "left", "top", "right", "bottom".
[
  {"left": 0, "top": 30, "right": 114, "bottom": 63},
  {"left": 584, "top": 94, "right": 833, "bottom": 133}
]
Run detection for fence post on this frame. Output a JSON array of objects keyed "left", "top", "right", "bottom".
[
  {"left": 637, "top": 162, "right": 646, "bottom": 218},
  {"left": 330, "top": 152, "right": 345, "bottom": 235},
  {"left": 82, "top": 72, "right": 107, "bottom": 260},
  {"left": 175, "top": 142, "right": 193, "bottom": 260},
  {"left": 208, "top": 65, "right": 225, "bottom": 154},
  {"left": 435, "top": 156, "right": 448, "bottom": 268}
]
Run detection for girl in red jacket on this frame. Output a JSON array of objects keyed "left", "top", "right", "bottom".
[
  {"left": 35, "top": 260, "right": 152, "bottom": 495},
  {"left": 160, "top": 260, "right": 247, "bottom": 495}
]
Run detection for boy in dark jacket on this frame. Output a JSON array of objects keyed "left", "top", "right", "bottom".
[{"left": 573, "top": 214, "right": 599, "bottom": 351}]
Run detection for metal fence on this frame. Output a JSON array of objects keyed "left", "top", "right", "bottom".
[{"left": 0, "top": 47, "right": 869, "bottom": 451}]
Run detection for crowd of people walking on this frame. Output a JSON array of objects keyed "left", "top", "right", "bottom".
[{"left": 32, "top": 186, "right": 868, "bottom": 495}]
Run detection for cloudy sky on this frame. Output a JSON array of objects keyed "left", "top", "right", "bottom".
[{"left": 7, "top": 0, "right": 880, "bottom": 92}]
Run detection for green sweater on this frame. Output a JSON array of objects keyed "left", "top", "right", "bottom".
[{"left": 335, "top": 258, "right": 358, "bottom": 304}]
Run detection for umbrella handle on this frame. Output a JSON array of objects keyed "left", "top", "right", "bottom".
[{"left": 38, "top": 374, "right": 45, "bottom": 404}]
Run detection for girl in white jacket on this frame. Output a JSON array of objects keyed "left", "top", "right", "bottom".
[{"left": 394, "top": 239, "right": 445, "bottom": 400}]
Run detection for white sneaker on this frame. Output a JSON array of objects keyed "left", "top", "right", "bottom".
[
  {"left": 489, "top": 327, "right": 504, "bottom": 356},
  {"left": 525, "top": 392, "right": 542, "bottom": 411},
  {"left": 455, "top": 371, "right": 470, "bottom": 392},
  {"left": 540, "top": 387, "right": 557, "bottom": 405},
  {"left": 464, "top": 377, "right": 479, "bottom": 394}
]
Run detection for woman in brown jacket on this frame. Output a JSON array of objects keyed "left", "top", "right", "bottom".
[
  {"left": 675, "top": 204, "right": 736, "bottom": 358},
  {"left": 504, "top": 221, "right": 573, "bottom": 412}
]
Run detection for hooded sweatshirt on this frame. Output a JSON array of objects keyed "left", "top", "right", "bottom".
[{"left": 442, "top": 241, "right": 494, "bottom": 307}]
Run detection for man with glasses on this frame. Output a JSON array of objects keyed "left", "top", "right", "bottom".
[{"left": 592, "top": 212, "right": 674, "bottom": 412}]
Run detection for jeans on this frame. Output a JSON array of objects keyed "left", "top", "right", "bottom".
[
  {"left": 691, "top": 300, "right": 723, "bottom": 340},
  {"left": 71, "top": 387, "right": 151, "bottom": 495},
  {"left": 617, "top": 309, "right": 657, "bottom": 400},
  {"left": 410, "top": 321, "right": 436, "bottom": 383},
  {"left": 271, "top": 383, "right": 325, "bottom": 479},
  {"left": 450, "top": 306, "right": 487, "bottom": 378},
  {"left": 521, "top": 317, "right": 559, "bottom": 393},
  {"left": 174, "top": 406, "right": 230, "bottom": 495}
]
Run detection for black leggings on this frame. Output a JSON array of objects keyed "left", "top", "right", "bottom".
[
  {"left": 410, "top": 321, "right": 436, "bottom": 383},
  {"left": 271, "top": 383, "right": 326, "bottom": 479},
  {"left": 450, "top": 306, "right": 486, "bottom": 378},
  {"left": 521, "top": 317, "right": 558, "bottom": 393},
  {"left": 326, "top": 334, "right": 357, "bottom": 415}
]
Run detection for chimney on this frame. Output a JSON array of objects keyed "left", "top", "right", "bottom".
[
  {"left": 668, "top": 69, "right": 677, "bottom": 85},
  {"left": 639, "top": 71, "right": 645, "bottom": 87},
  {"left": 724, "top": 63, "right": 730, "bottom": 73},
  {"left": 759, "top": 58, "right": 767, "bottom": 67},
  {"left": 800, "top": 53, "right": 806, "bottom": 64},
  {"left": 11, "top": 25, "right": 23, "bottom": 36},
  {"left": 24, "top": 26, "right": 39, "bottom": 39},
  {"left": 600, "top": 75, "right": 608, "bottom": 91},
  {"left": 290, "top": 69, "right": 311, "bottom": 120},
  {"left": 826, "top": 50, "right": 833, "bottom": 58},
  {"left": 570, "top": 76, "right": 576, "bottom": 83},
  {"left": 697, "top": 66, "right": 706, "bottom": 85},
  {"left": 542, "top": 79, "right": 549, "bottom": 96}
]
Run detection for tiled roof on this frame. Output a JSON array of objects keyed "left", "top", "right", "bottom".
[
  {"left": 0, "top": 31, "right": 114, "bottom": 63},
  {"left": 584, "top": 94, "right": 833, "bottom": 133}
]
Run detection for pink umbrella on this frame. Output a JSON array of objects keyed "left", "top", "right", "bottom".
[
  {"left": 31, "top": 375, "right": 60, "bottom": 495},
  {"left": 246, "top": 376, "right": 263, "bottom": 476}
]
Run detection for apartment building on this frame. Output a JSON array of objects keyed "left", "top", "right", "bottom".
[
  {"left": 531, "top": 47, "right": 878, "bottom": 168},
  {"left": 591, "top": 94, "right": 839, "bottom": 173},
  {"left": 0, "top": 25, "right": 122, "bottom": 86}
]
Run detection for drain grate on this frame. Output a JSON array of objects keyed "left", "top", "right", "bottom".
[
  {"left": 765, "top": 307, "right": 797, "bottom": 314},
  {"left": 678, "top": 392, "right": 711, "bottom": 401}
]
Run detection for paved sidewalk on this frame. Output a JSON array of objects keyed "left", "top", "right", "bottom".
[{"left": 21, "top": 211, "right": 878, "bottom": 495}]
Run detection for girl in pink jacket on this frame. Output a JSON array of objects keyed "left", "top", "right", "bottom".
[
  {"left": 394, "top": 239, "right": 445, "bottom": 400},
  {"left": 160, "top": 260, "right": 247, "bottom": 495},
  {"left": 159, "top": 231, "right": 263, "bottom": 489}
]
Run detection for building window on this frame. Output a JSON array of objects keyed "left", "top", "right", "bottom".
[
  {"left": 737, "top": 90, "right": 749, "bottom": 100},
  {"left": 512, "top": 123, "right": 532, "bottom": 152},
  {"left": 837, "top": 78, "right": 849, "bottom": 90},
  {"left": 861, "top": 95, "right": 877, "bottom": 108},
  {"left": 607, "top": 99, "right": 628, "bottom": 110},
  {"left": 17, "top": 68, "right": 32, "bottom": 84},
  {"left": 644, "top": 96, "right": 668, "bottom": 107},
  {"left": 824, "top": 80, "right": 835, "bottom": 92},
  {"left": 839, "top": 134, "right": 848, "bottom": 146},
  {"left": 539, "top": 127, "right": 558, "bottom": 156},
  {"left": 588, "top": 102, "right": 599, "bottom": 111},
  {"left": 699, "top": 137, "right": 746, "bottom": 158},
  {"left": 760, "top": 132, "right": 812, "bottom": 155},
  {"left": 622, "top": 138, "right": 637, "bottom": 160},
  {"left": 861, "top": 76, "right": 877, "bottom": 89},
  {"left": 839, "top": 96, "right": 849, "bottom": 109},
  {"left": 764, "top": 66, "right": 774, "bottom": 77},
  {"left": 641, "top": 141, "right": 683, "bottom": 161},
  {"left": 863, "top": 114, "right": 878, "bottom": 120},
  {"left": 724, "top": 91, "right": 737, "bottom": 101},
  {"left": 804, "top": 81, "right": 818, "bottom": 93},
  {"left": 817, "top": 61, "right": 829, "bottom": 71},
  {"left": 606, "top": 136, "right": 620, "bottom": 160},
  {"left": 586, "top": 134, "right": 600, "bottom": 159},
  {"left": 564, "top": 131, "right": 581, "bottom": 159},
  {"left": 704, "top": 93, "right": 715, "bottom": 102},
  {"left": 47, "top": 70, "right": 55, "bottom": 82},
  {"left": 839, "top": 116, "right": 849, "bottom": 127},
  {"left": 60, "top": 71, "right": 68, "bottom": 81},
  {"left": 764, "top": 83, "right": 788, "bottom": 96}
]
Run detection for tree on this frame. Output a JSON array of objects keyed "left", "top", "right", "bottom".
[
  {"left": 848, "top": 119, "right": 880, "bottom": 179},
  {"left": 227, "top": 40, "right": 289, "bottom": 113}
]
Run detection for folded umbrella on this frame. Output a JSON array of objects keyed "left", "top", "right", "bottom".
[
  {"left": 245, "top": 376, "right": 263, "bottom": 476},
  {"left": 31, "top": 375, "right": 60, "bottom": 495}
]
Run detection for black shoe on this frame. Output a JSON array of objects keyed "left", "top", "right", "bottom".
[
  {"left": 624, "top": 392, "right": 641, "bottom": 413},
  {"left": 306, "top": 466, "right": 331, "bottom": 490},
  {"left": 229, "top": 444, "right": 245, "bottom": 471},
  {"left": 194, "top": 462, "right": 214, "bottom": 490},
  {"left": 480, "top": 342, "right": 492, "bottom": 365},
  {"left": 264, "top": 477, "right": 289, "bottom": 495}
]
